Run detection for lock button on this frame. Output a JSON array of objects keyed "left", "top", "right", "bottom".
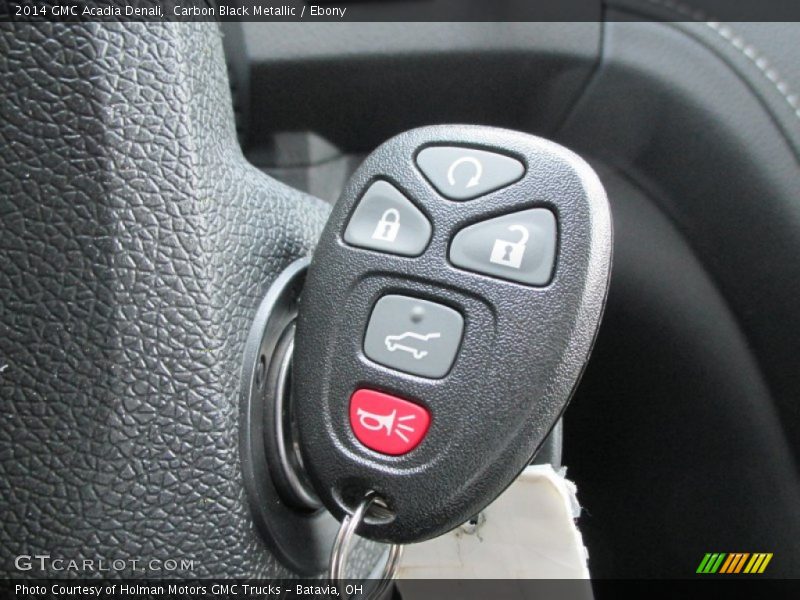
[
  {"left": 372, "top": 208, "right": 401, "bottom": 242},
  {"left": 449, "top": 208, "right": 557, "bottom": 286},
  {"left": 344, "top": 180, "right": 432, "bottom": 257}
]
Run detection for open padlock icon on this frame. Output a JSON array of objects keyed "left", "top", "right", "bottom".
[
  {"left": 371, "top": 208, "right": 401, "bottom": 242},
  {"left": 489, "top": 224, "right": 530, "bottom": 269}
]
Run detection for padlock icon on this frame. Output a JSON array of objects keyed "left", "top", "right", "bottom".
[
  {"left": 371, "top": 208, "right": 401, "bottom": 243},
  {"left": 489, "top": 224, "right": 529, "bottom": 269}
]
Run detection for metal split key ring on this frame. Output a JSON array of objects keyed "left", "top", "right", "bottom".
[{"left": 328, "top": 491, "right": 403, "bottom": 600}]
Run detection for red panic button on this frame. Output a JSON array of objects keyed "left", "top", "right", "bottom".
[{"left": 349, "top": 389, "right": 431, "bottom": 456}]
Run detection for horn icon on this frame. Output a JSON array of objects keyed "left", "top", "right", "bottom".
[
  {"left": 356, "top": 407, "right": 417, "bottom": 442},
  {"left": 349, "top": 390, "right": 430, "bottom": 455},
  {"left": 357, "top": 408, "right": 396, "bottom": 435}
]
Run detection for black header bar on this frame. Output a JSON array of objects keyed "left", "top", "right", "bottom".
[{"left": 2, "top": 0, "right": 800, "bottom": 23}]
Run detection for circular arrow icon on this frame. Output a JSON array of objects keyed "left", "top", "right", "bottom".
[{"left": 447, "top": 156, "right": 483, "bottom": 188}]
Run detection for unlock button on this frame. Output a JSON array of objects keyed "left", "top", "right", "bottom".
[
  {"left": 450, "top": 209, "right": 557, "bottom": 286},
  {"left": 344, "top": 180, "right": 432, "bottom": 257}
]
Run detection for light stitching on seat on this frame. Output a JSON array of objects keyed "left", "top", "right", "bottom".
[{"left": 641, "top": 0, "right": 800, "bottom": 121}]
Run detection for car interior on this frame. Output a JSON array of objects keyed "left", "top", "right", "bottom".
[{"left": 1, "top": 2, "right": 799, "bottom": 594}]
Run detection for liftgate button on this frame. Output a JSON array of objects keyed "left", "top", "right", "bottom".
[{"left": 349, "top": 389, "right": 431, "bottom": 456}]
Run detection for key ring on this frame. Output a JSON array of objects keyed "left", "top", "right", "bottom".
[{"left": 328, "top": 491, "right": 403, "bottom": 600}]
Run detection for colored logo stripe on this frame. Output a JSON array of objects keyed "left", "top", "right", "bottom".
[
  {"left": 719, "top": 553, "right": 749, "bottom": 573},
  {"left": 697, "top": 552, "right": 773, "bottom": 574},
  {"left": 744, "top": 553, "right": 773, "bottom": 574},
  {"left": 697, "top": 553, "right": 726, "bottom": 573}
]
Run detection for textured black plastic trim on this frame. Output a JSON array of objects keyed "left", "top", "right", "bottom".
[
  {"left": 0, "top": 22, "right": 340, "bottom": 579},
  {"left": 240, "top": 258, "right": 337, "bottom": 575}
]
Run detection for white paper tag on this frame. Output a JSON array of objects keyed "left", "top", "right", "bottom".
[{"left": 397, "top": 464, "right": 590, "bottom": 579}]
